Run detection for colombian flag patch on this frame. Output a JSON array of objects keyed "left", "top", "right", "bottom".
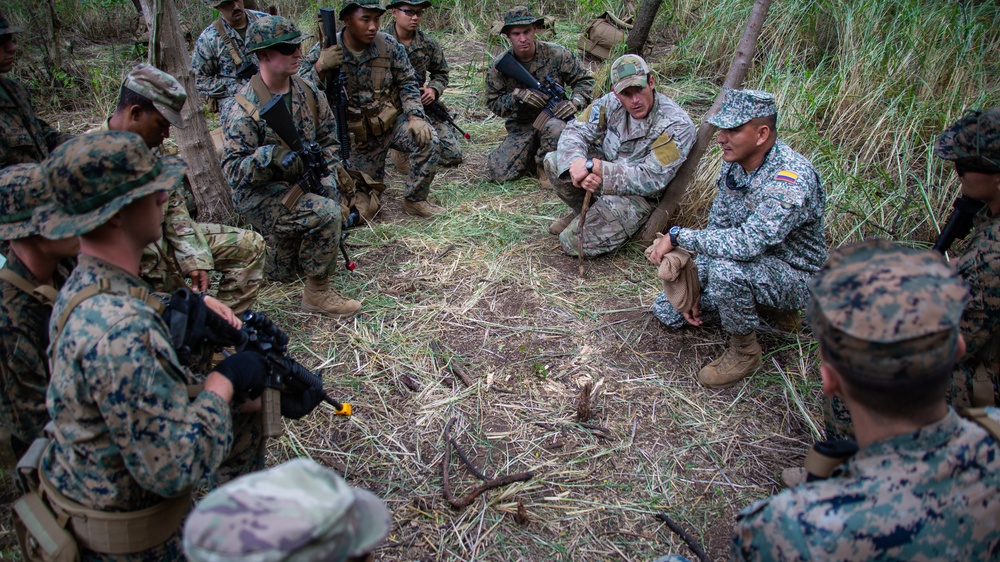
[{"left": 775, "top": 170, "right": 798, "bottom": 183}]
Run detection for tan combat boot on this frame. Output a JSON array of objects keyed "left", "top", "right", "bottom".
[
  {"left": 390, "top": 149, "right": 410, "bottom": 174},
  {"left": 548, "top": 211, "right": 578, "bottom": 235},
  {"left": 697, "top": 330, "right": 762, "bottom": 388},
  {"left": 402, "top": 198, "right": 444, "bottom": 218},
  {"left": 302, "top": 276, "right": 361, "bottom": 319},
  {"left": 536, "top": 162, "right": 552, "bottom": 190}
]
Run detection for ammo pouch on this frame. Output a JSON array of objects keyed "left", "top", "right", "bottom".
[
  {"left": 12, "top": 439, "right": 79, "bottom": 562},
  {"left": 578, "top": 12, "right": 632, "bottom": 60},
  {"left": 347, "top": 99, "right": 401, "bottom": 144}
]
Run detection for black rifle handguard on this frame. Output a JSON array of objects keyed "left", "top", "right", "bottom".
[
  {"left": 933, "top": 195, "right": 986, "bottom": 254},
  {"left": 320, "top": 7, "right": 351, "bottom": 161}
]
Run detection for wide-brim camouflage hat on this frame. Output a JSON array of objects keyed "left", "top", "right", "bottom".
[
  {"left": 339, "top": 0, "right": 387, "bottom": 20},
  {"left": 499, "top": 5, "right": 545, "bottom": 35},
  {"left": 0, "top": 11, "right": 24, "bottom": 35},
  {"left": 245, "top": 15, "right": 311, "bottom": 53},
  {"left": 934, "top": 106, "right": 1000, "bottom": 172},
  {"left": 806, "top": 239, "right": 968, "bottom": 380},
  {"left": 707, "top": 87, "right": 777, "bottom": 129},
  {"left": 0, "top": 164, "right": 46, "bottom": 240},
  {"left": 199, "top": 0, "right": 227, "bottom": 9},
  {"left": 386, "top": 0, "right": 431, "bottom": 8},
  {"left": 610, "top": 54, "right": 650, "bottom": 94},
  {"left": 35, "top": 131, "right": 185, "bottom": 239},
  {"left": 123, "top": 64, "right": 188, "bottom": 129},
  {"left": 183, "top": 458, "right": 392, "bottom": 562}
]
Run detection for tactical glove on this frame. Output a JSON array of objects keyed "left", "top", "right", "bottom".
[
  {"left": 551, "top": 99, "right": 577, "bottom": 120},
  {"left": 273, "top": 147, "right": 305, "bottom": 181},
  {"left": 514, "top": 87, "right": 549, "bottom": 109},
  {"left": 407, "top": 117, "right": 434, "bottom": 148},
  {"left": 212, "top": 350, "right": 268, "bottom": 400},
  {"left": 316, "top": 44, "right": 343, "bottom": 72}
]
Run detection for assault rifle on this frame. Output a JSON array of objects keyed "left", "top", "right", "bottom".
[
  {"left": 932, "top": 195, "right": 985, "bottom": 254},
  {"left": 494, "top": 51, "right": 568, "bottom": 125},
  {"left": 259, "top": 92, "right": 359, "bottom": 270},
  {"left": 235, "top": 60, "right": 258, "bottom": 81},
  {"left": 320, "top": 7, "right": 351, "bottom": 161},
  {"left": 425, "top": 101, "right": 471, "bottom": 141},
  {"left": 165, "top": 289, "right": 351, "bottom": 439}
]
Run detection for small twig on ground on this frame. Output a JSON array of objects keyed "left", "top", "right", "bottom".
[
  {"left": 578, "top": 422, "right": 612, "bottom": 439},
  {"left": 431, "top": 242, "right": 456, "bottom": 263},
  {"left": 399, "top": 373, "right": 421, "bottom": 392},
  {"left": 514, "top": 498, "right": 529, "bottom": 525},
  {"left": 449, "top": 434, "right": 488, "bottom": 480},
  {"left": 655, "top": 513, "right": 710, "bottom": 562},
  {"left": 430, "top": 341, "right": 474, "bottom": 387},
  {"left": 441, "top": 416, "right": 535, "bottom": 509},
  {"left": 576, "top": 381, "right": 593, "bottom": 421}
]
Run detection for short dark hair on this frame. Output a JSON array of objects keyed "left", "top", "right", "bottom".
[
  {"left": 115, "top": 85, "right": 156, "bottom": 114},
  {"left": 751, "top": 114, "right": 777, "bottom": 132}
]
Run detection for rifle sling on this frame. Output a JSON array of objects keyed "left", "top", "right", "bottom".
[
  {"left": 0, "top": 266, "right": 58, "bottom": 304},
  {"left": 213, "top": 18, "right": 243, "bottom": 67}
]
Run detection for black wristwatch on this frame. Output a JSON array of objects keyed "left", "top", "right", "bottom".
[
  {"left": 585, "top": 158, "right": 594, "bottom": 172},
  {"left": 669, "top": 225, "right": 681, "bottom": 247}
]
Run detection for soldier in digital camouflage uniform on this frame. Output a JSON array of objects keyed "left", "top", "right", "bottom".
[
  {"left": 384, "top": 0, "right": 463, "bottom": 166},
  {"left": 95, "top": 64, "right": 265, "bottom": 314},
  {"left": 0, "top": 164, "right": 77, "bottom": 460},
  {"left": 823, "top": 106, "right": 1000, "bottom": 443},
  {"left": 184, "top": 458, "right": 392, "bottom": 562},
  {"left": 34, "top": 131, "right": 269, "bottom": 561},
  {"left": 544, "top": 54, "right": 695, "bottom": 257},
  {"left": 729, "top": 240, "right": 1000, "bottom": 561},
  {"left": 191, "top": 0, "right": 269, "bottom": 116},
  {"left": 485, "top": 6, "right": 594, "bottom": 184},
  {"left": 0, "top": 11, "right": 72, "bottom": 168},
  {"left": 301, "top": 0, "right": 443, "bottom": 218},
  {"left": 648, "top": 88, "right": 826, "bottom": 388},
  {"left": 224, "top": 15, "right": 362, "bottom": 318}
]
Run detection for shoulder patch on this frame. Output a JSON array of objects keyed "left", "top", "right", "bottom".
[
  {"left": 651, "top": 133, "right": 680, "bottom": 167},
  {"left": 577, "top": 103, "right": 593, "bottom": 123},
  {"left": 775, "top": 170, "right": 798, "bottom": 183}
]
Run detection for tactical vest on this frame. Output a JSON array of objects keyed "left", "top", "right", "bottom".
[
  {"left": 233, "top": 73, "right": 319, "bottom": 139},
  {"left": 342, "top": 32, "right": 400, "bottom": 144},
  {"left": 0, "top": 266, "right": 58, "bottom": 305}
]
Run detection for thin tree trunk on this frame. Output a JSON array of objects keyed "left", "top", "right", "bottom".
[
  {"left": 638, "top": 0, "right": 773, "bottom": 243},
  {"left": 43, "top": 0, "right": 62, "bottom": 77},
  {"left": 625, "top": 0, "right": 663, "bottom": 55},
  {"left": 138, "top": 0, "right": 235, "bottom": 223}
]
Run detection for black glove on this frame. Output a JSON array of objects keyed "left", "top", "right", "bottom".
[
  {"left": 279, "top": 357, "right": 326, "bottom": 419},
  {"left": 273, "top": 147, "right": 305, "bottom": 181},
  {"left": 212, "top": 350, "right": 268, "bottom": 399}
]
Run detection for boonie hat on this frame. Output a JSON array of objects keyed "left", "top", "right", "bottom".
[
  {"left": 200, "top": 0, "right": 228, "bottom": 9},
  {"left": 499, "top": 5, "right": 544, "bottom": 35},
  {"left": 183, "top": 458, "right": 392, "bottom": 562},
  {"left": 245, "top": 15, "right": 311, "bottom": 53},
  {"left": 35, "top": 131, "right": 186, "bottom": 239},
  {"left": 386, "top": 0, "right": 431, "bottom": 8},
  {"left": 0, "top": 164, "right": 46, "bottom": 240},
  {"left": 122, "top": 64, "right": 188, "bottom": 129},
  {"left": 934, "top": 106, "right": 1000, "bottom": 173},
  {"left": 707, "top": 87, "right": 777, "bottom": 129},
  {"left": 806, "top": 239, "right": 968, "bottom": 381},
  {"left": 339, "top": 0, "right": 387, "bottom": 20},
  {"left": 0, "top": 11, "right": 23, "bottom": 35},
  {"left": 610, "top": 54, "right": 650, "bottom": 94}
]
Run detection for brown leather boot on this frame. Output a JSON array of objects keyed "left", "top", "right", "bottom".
[
  {"left": 548, "top": 211, "right": 578, "bottom": 235},
  {"left": 402, "top": 198, "right": 444, "bottom": 218},
  {"left": 390, "top": 149, "right": 410, "bottom": 174},
  {"left": 697, "top": 331, "right": 762, "bottom": 388},
  {"left": 536, "top": 162, "right": 552, "bottom": 190},
  {"left": 302, "top": 276, "right": 361, "bottom": 319}
]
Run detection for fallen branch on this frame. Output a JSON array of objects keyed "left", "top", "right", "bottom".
[
  {"left": 655, "top": 512, "right": 710, "bottom": 562},
  {"left": 442, "top": 417, "right": 535, "bottom": 509},
  {"left": 430, "top": 341, "right": 474, "bottom": 387}
]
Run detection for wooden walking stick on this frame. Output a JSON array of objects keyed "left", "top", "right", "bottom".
[{"left": 577, "top": 191, "right": 593, "bottom": 276}]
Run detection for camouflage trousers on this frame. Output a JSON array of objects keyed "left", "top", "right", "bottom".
[
  {"left": 234, "top": 185, "right": 342, "bottom": 282},
  {"left": 487, "top": 118, "right": 566, "bottom": 182},
  {"left": 141, "top": 223, "right": 266, "bottom": 314},
  {"left": 428, "top": 111, "right": 463, "bottom": 166},
  {"left": 348, "top": 114, "right": 439, "bottom": 201},
  {"left": 652, "top": 255, "right": 811, "bottom": 335},
  {"left": 544, "top": 152, "right": 654, "bottom": 257}
]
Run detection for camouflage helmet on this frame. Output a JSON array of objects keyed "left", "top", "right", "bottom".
[
  {"left": 610, "top": 54, "right": 650, "bottom": 94},
  {"left": 934, "top": 106, "right": 1000, "bottom": 173},
  {"left": 0, "top": 164, "right": 47, "bottom": 240},
  {"left": 34, "top": 131, "right": 186, "bottom": 239},
  {"left": 339, "top": 0, "right": 386, "bottom": 20},
  {"left": 0, "top": 11, "right": 24, "bottom": 36},
  {"left": 183, "top": 458, "right": 392, "bottom": 562},
  {"left": 707, "top": 87, "right": 778, "bottom": 130},
  {"left": 122, "top": 64, "right": 188, "bottom": 129},
  {"left": 806, "top": 239, "right": 968, "bottom": 381},
  {"left": 245, "top": 15, "right": 311, "bottom": 53},
  {"left": 386, "top": 0, "right": 431, "bottom": 9},
  {"left": 499, "top": 6, "right": 545, "bottom": 35}
]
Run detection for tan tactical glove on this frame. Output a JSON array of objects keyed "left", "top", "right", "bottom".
[
  {"left": 514, "top": 87, "right": 549, "bottom": 109},
  {"left": 408, "top": 117, "right": 433, "bottom": 148},
  {"left": 272, "top": 146, "right": 304, "bottom": 181},
  {"left": 551, "top": 99, "right": 578, "bottom": 120},
  {"left": 316, "top": 45, "right": 343, "bottom": 72}
]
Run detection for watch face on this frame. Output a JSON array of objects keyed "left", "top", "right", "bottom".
[{"left": 585, "top": 159, "right": 594, "bottom": 171}]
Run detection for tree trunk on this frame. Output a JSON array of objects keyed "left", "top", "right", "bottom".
[
  {"left": 138, "top": 0, "right": 235, "bottom": 223},
  {"left": 638, "top": 0, "right": 773, "bottom": 243},
  {"left": 625, "top": 0, "right": 663, "bottom": 55},
  {"left": 43, "top": 0, "right": 62, "bottom": 78}
]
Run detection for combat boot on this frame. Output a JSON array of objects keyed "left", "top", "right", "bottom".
[
  {"left": 759, "top": 306, "right": 802, "bottom": 334},
  {"left": 391, "top": 149, "right": 410, "bottom": 174},
  {"left": 697, "top": 330, "right": 762, "bottom": 388},
  {"left": 536, "top": 162, "right": 552, "bottom": 190},
  {"left": 403, "top": 198, "right": 444, "bottom": 218},
  {"left": 302, "top": 276, "right": 361, "bottom": 319},
  {"left": 548, "top": 211, "right": 578, "bottom": 235}
]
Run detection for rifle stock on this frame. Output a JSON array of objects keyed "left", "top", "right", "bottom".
[{"left": 933, "top": 195, "right": 985, "bottom": 254}]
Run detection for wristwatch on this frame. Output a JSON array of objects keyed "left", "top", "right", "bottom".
[
  {"left": 669, "top": 225, "right": 681, "bottom": 247},
  {"left": 585, "top": 158, "right": 594, "bottom": 172}
]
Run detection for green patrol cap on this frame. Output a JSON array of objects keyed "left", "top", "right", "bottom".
[
  {"left": 0, "top": 11, "right": 23, "bottom": 35},
  {"left": 0, "top": 164, "right": 47, "bottom": 240},
  {"left": 386, "top": 0, "right": 431, "bottom": 8},
  {"left": 339, "top": 0, "right": 387, "bottom": 20},
  {"left": 707, "top": 87, "right": 777, "bottom": 130},
  {"left": 934, "top": 106, "right": 1000, "bottom": 173},
  {"left": 184, "top": 458, "right": 392, "bottom": 562},
  {"left": 123, "top": 64, "right": 188, "bottom": 129},
  {"left": 806, "top": 239, "right": 968, "bottom": 381},
  {"left": 245, "top": 15, "right": 311, "bottom": 53},
  {"left": 610, "top": 54, "right": 650, "bottom": 94},
  {"left": 35, "top": 131, "right": 186, "bottom": 239},
  {"left": 500, "top": 6, "right": 544, "bottom": 35}
]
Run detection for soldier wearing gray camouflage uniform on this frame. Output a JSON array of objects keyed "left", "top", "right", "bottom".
[
  {"left": 648, "top": 88, "right": 826, "bottom": 388},
  {"left": 485, "top": 6, "right": 594, "bottom": 184},
  {"left": 96, "top": 64, "right": 265, "bottom": 315},
  {"left": 544, "top": 54, "right": 695, "bottom": 257},
  {"left": 191, "top": 0, "right": 268, "bottom": 115},
  {"left": 301, "top": 0, "right": 443, "bottom": 218},
  {"left": 731, "top": 240, "right": 1000, "bottom": 561},
  {"left": 384, "top": 0, "right": 462, "bottom": 166},
  {"left": 32, "top": 131, "right": 269, "bottom": 561},
  {"left": 223, "top": 15, "right": 362, "bottom": 318},
  {"left": 184, "top": 458, "right": 392, "bottom": 562},
  {"left": 0, "top": 164, "right": 77, "bottom": 459},
  {"left": 0, "top": 11, "right": 72, "bottom": 167}
]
